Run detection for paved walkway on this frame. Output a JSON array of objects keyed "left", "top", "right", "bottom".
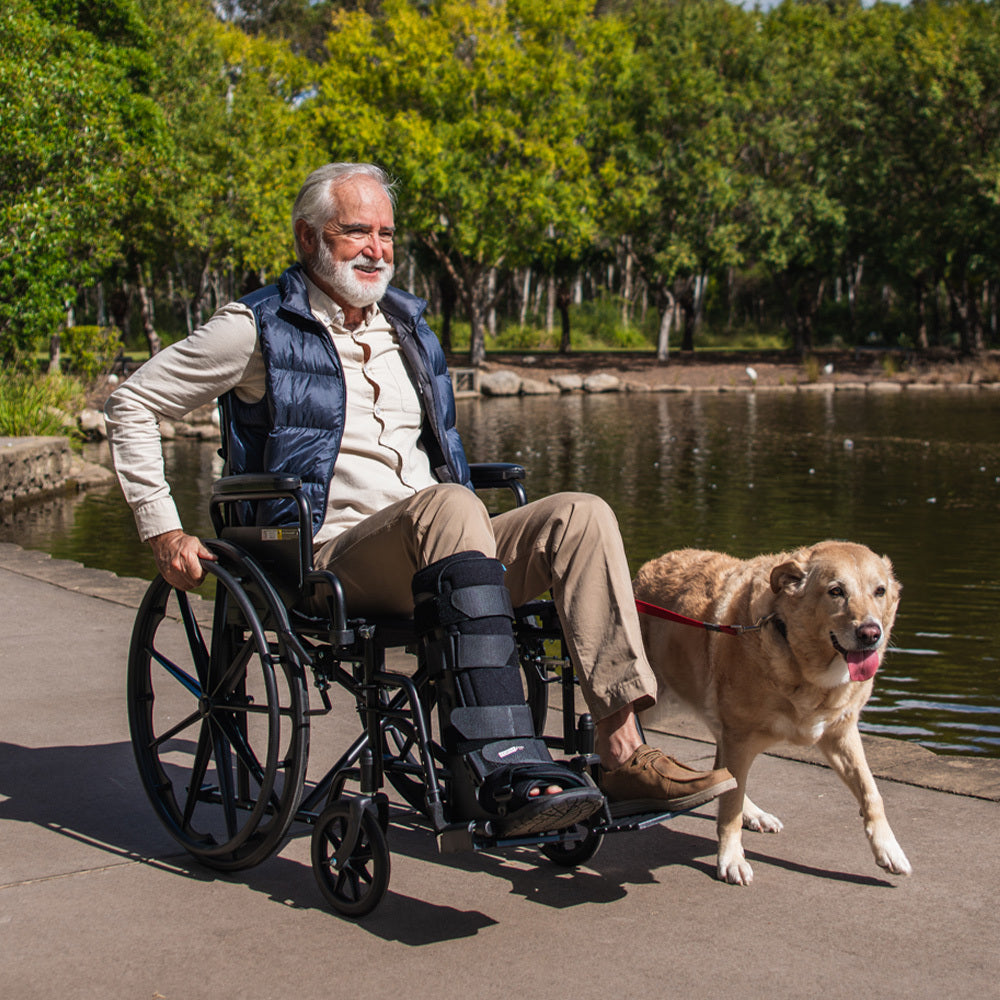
[{"left": 1, "top": 541, "right": 998, "bottom": 1000}]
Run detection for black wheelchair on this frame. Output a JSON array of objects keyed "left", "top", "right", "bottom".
[{"left": 126, "top": 459, "right": 682, "bottom": 917}]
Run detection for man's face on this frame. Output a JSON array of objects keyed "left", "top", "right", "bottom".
[{"left": 308, "top": 176, "right": 395, "bottom": 310}]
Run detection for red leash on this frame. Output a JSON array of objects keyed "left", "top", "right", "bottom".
[{"left": 635, "top": 598, "right": 773, "bottom": 636}]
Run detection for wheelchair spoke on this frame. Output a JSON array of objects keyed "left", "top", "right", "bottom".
[
  {"left": 148, "top": 707, "right": 202, "bottom": 751},
  {"left": 210, "top": 717, "right": 240, "bottom": 840},
  {"left": 182, "top": 720, "right": 215, "bottom": 832},
  {"left": 212, "top": 709, "right": 267, "bottom": 789},
  {"left": 176, "top": 589, "right": 211, "bottom": 690},
  {"left": 207, "top": 637, "right": 255, "bottom": 703},
  {"left": 148, "top": 645, "right": 202, "bottom": 698}
]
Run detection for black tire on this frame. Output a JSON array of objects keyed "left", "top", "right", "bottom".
[
  {"left": 127, "top": 561, "right": 309, "bottom": 871},
  {"left": 311, "top": 801, "right": 390, "bottom": 917},
  {"left": 540, "top": 818, "right": 604, "bottom": 867}
]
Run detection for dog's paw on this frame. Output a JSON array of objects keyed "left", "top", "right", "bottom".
[
  {"left": 717, "top": 845, "right": 754, "bottom": 885},
  {"left": 742, "top": 805, "right": 784, "bottom": 834},
  {"left": 871, "top": 832, "right": 912, "bottom": 876},
  {"left": 866, "top": 823, "right": 913, "bottom": 875}
]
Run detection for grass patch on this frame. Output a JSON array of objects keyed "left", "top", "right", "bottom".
[{"left": 0, "top": 371, "right": 86, "bottom": 441}]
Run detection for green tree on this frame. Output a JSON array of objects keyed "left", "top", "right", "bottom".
[
  {"left": 108, "top": 0, "right": 310, "bottom": 353},
  {"left": 593, "top": 0, "right": 751, "bottom": 359},
  {"left": 738, "top": 0, "right": 848, "bottom": 355},
  {"left": 307, "top": 0, "right": 601, "bottom": 365},
  {"left": 0, "top": 0, "right": 162, "bottom": 363},
  {"left": 848, "top": 0, "right": 1000, "bottom": 353}
]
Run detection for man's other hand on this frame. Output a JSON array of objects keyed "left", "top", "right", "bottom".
[{"left": 149, "top": 529, "right": 216, "bottom": 589}]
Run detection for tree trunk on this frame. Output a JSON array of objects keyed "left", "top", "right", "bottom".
[
  {"left": 486, "top": 267, "right": 497, "bottom": 339},
  {"left": 656, "top": 289, "right": 675, "bottom": 362},
  {"left": 847, "top": 255, "right": 864, "bottom": 334},
  {"left": 439, "top": 274, "right": 456, "bottom": 354},
  {"left": 914, "top": 276, "right": 929, "bottom": 350},
  {"left": 47, "top": 332, "right": 62, "bottom": 374},
  {"left": 468, "top": 301, "right": 487, "bottom": 366},
  {"left": 556, "top": 282, "right": 572, "bottom": 353},
  {"left": 947, "top": 279, "right": 985, "bottom": 355},
  {"left": 621, "top": 241, "right": 633, "bottom": 328},
  {"left": 545, "top": 274, "right": 556, "bottom": 335},
  {"left": 519, "top": 268, "right": 531, "bottom": 327},
  {"left": 135, "top": 266, "right": 162, "bottom": 356},
  {"left": 692, "top": 271, "right": 708, "bottom": 335},
  {"left": 466, "top": 272, "right": 492, "bottom": 367}
]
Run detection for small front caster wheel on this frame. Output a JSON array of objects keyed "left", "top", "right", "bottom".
[
  {"left": 311, "top": 802, "right": 390, "bottom": 917},
  {"left": 540, "top": 819, "right": 604, "bottom": 867}
]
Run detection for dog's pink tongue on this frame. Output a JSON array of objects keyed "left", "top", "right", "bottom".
[{"left": 848, "top": 649, "right": 880, "bottom": 682}]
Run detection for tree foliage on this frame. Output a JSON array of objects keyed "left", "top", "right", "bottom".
[
  {"left": 5, "top": 0, "right": 1000, "bottom": 366},
  {"left": 308, "top": 0, "right": 602, "bottom": 362},
  {"left": 0, "top": 0, "right": 162, "bottom": 361}
]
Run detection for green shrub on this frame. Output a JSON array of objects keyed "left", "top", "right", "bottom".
[
  {"left": 61, "top": 325, "right": 124, "bottom": 381},
  {"left": 0, "top": 371, "right": 85, "bottom": 440}
]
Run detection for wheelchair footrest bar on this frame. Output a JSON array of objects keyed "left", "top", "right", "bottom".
[{"left": 598, "top": 804, "right": 685, "bottom": 833}]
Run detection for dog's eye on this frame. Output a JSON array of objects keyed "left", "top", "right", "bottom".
[
  {"left": 828, "top": 585, "right": 845, "bottom": 598},
  {"left": 874, "top": 585, "right": 886, "bottom": 597}
]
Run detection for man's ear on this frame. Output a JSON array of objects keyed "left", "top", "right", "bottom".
[
  {"left": 294, "top": 218, "right": 317, "bottom": 257},
  {"left": 770, "top": 559, "right": 806, "bottom": 595}
]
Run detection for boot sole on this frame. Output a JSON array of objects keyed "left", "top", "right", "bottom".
[{"left": 497, "top": 790, "right": 604, "bottom": 838}]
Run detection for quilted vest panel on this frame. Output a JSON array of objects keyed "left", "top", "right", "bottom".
[{"left": 224, "top": 265, "right": 472, "bottom": 536}]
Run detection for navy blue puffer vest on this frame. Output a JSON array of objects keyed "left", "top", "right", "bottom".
[{"left": 224, "top": 264, "right": 472, "bottom": 535}]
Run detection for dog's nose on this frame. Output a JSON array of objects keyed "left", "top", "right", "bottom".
[{"left": 857, "top": 621, "right": 882, "bottom": 647}]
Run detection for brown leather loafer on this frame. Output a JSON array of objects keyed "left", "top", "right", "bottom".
[{"left": 600, "top": 744, "right": 737, "bottom": 813}]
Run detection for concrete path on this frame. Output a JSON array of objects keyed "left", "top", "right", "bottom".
[{"left": 1, "top": 541, "right": 998, "bottom": 1000}]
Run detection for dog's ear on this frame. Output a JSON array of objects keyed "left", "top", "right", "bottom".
[
  {"left": 770, "top": 559, "right": 806, "bottom": 595},
  {"left": 882, "top": 554, "right": 902, "bottom": 602}
]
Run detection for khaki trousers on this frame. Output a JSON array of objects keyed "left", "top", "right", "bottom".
[{"left": 313, "top": 483, "right": 657, "bottom": 723}]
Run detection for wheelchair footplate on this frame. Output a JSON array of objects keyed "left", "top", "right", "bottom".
[{"left": 436, "top": 754, "right": 699, "bottom": 856}]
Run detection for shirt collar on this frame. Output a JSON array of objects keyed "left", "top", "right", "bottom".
[{"left": 303, "top": 272, "right": 380, "bottom": 332}]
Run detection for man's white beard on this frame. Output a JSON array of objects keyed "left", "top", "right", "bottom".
[{"left": 312, "top": 239, "right": 393, "bottom": 308}]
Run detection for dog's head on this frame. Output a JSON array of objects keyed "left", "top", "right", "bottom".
[{"left": 769, "top": 541, "right": 901, "bottom": 688}]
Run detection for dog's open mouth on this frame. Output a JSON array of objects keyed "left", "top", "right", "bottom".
[{"left": 830, "top": 634, "right": 881, "bottom": 682}]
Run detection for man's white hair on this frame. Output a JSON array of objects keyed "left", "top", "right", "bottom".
[{"left": 291, "top": 163, "right": 397, "bottom": 262}]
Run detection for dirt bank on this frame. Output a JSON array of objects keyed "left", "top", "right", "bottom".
[{"left": 473, "top": 347, "right": 1000, "bottom": 392}]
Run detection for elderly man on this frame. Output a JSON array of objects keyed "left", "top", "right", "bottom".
[{"left": 106, "top": 162, "right": 734, "bottom": 836}]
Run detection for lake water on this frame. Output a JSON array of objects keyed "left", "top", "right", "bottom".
[{"left": 4, "top": 387, "right": 998, "bottom": 757}]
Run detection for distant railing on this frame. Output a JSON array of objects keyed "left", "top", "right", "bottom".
[{"left": 450, "top": 368, "right": 479, "bottom": 398}]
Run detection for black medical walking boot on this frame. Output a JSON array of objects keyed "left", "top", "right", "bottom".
[{"left": 412, "top": 551, "right": 603, "bottom": 837}]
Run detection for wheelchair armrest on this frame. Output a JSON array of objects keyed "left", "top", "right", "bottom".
[
  {"left": 209, "top": 473, "right": 312, "bottom": 562},
  {"left": 469, "top": 462, "right": 526, "bottom": 486},
  {"left": 469, "top": 462, "right": 528, "bottom": 507},
  {"left": 212, "top": 473, "right": 303, "bottom": 496}
]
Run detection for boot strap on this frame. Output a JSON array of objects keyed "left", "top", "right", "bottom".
[
  {"left": 414, "top": 583, "right": 514, "bottom": 632},
  {"left": 450, "top": 704, "right": 535, "bottom": 742}
]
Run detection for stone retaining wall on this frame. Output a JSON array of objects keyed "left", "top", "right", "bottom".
[
  {"left": 0, "top": 437, "right": 75, "bottom": 503},
  {"left": 0, "top": 436, "right": 114, "bottom": 503}
]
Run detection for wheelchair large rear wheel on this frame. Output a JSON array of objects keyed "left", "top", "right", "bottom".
[{"left": 127, "top": 562, "right": 309, "bottom": 871}]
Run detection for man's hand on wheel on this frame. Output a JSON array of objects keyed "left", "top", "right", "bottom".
[{"left": 149, "top": 529, "right": 216, "bottom": 590}]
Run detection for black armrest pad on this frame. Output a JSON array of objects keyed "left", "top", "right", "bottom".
[
  {"left": 212, "top": 473, "right": 302, "bottom": 496},
  {"left": 469, "top": 462, "right": 527, "bottom": 486}
]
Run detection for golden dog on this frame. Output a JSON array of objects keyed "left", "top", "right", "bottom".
[{"left": 634, "top": 540, "right": 912, "bottom": 885}]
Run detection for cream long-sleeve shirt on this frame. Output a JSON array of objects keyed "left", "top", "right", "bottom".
[{"left": 104, "top": 275, "right": 438, "bottom": 546}]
